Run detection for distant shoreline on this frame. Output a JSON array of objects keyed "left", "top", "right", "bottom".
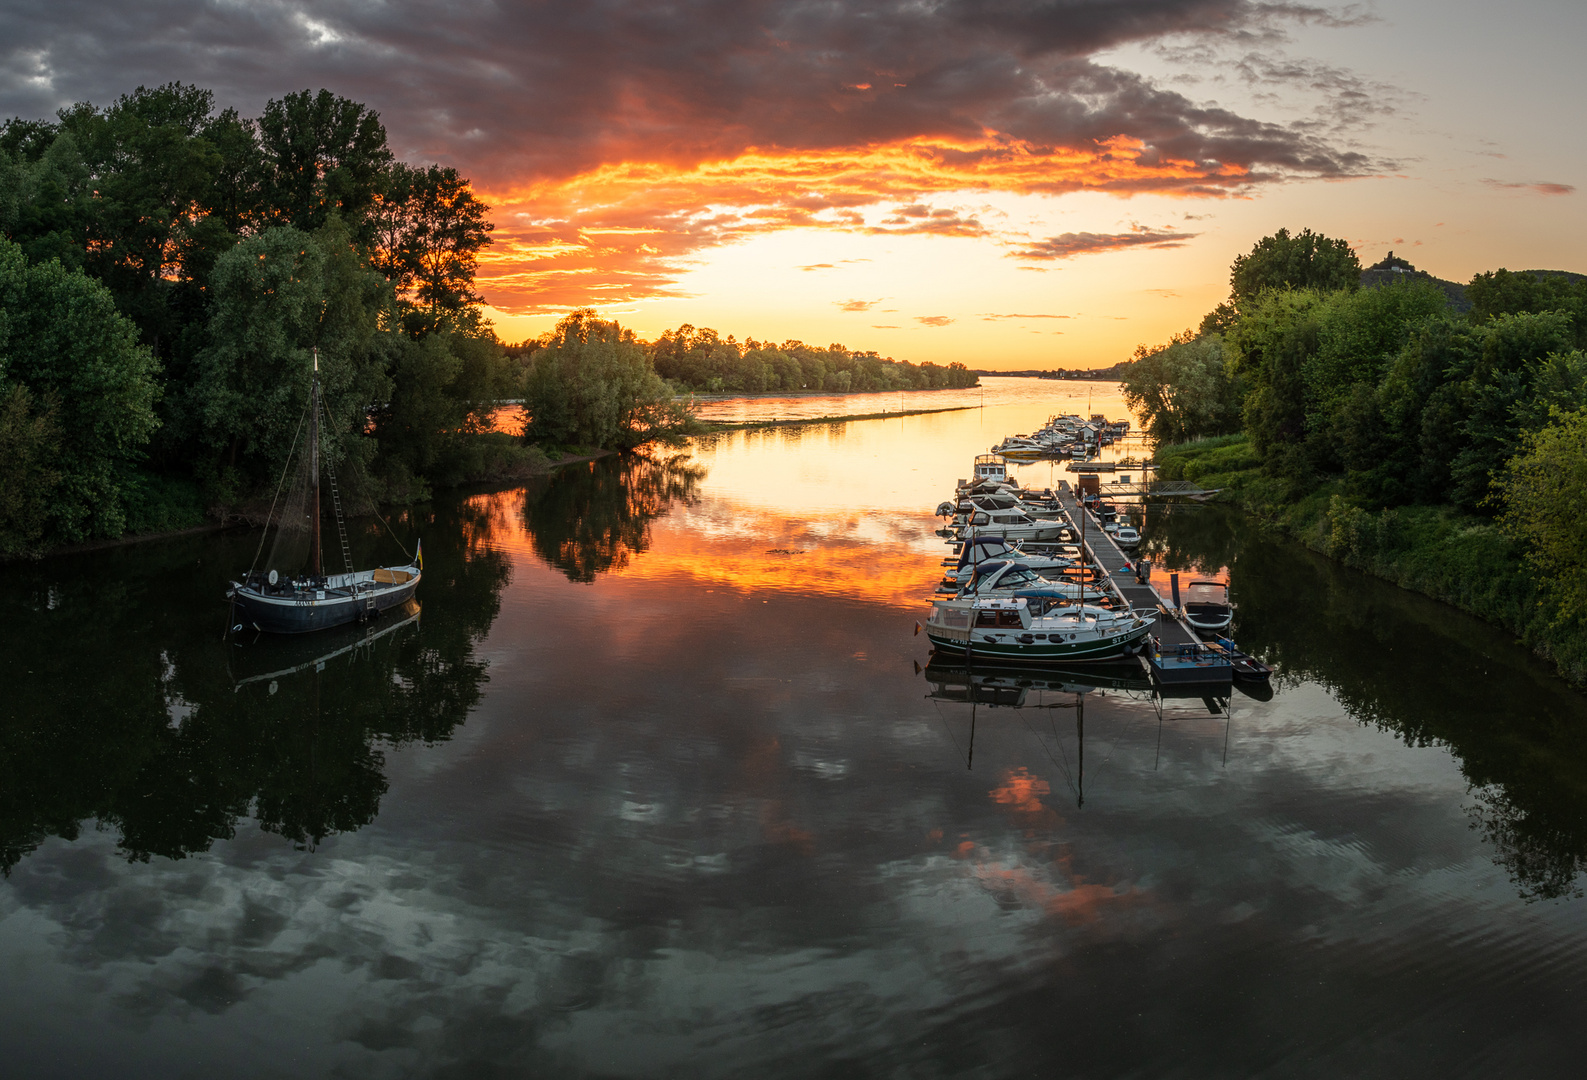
[{"left": 696, "top": 404, "right": 979, "bottom": 433}]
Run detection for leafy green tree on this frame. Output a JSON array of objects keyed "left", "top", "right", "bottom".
[
  {"left": 0, "top": 385, "right": 61, "bottom": 554},
  {"left": 1448, "top": 311, "right": 1576, "bottom": 511},
  {"left": 51, "top": 85, "right": 231, "bottom": 356},
  {"left": 372, "top": 163, "right": 494, "bottom": 335},
  {"left": 1305, "top": 279, "right": 1451, "bottom": 426},
  {"left": 256, "top": 90, "right": 393, "bottom": 242},
  {"left": 190, "top": 221, "right": 393, "bottom": 495},
  {"left": 1229, "top": 227, "right": 1361, "bottom": 312},
  {"left": 0, "top": 129, "right": 93, "bottom": 271},
  {"left": 1468, "top": 269, "right": 1587, "bottom": 344},
  {"left": 1500, "top": 407, "right": 1587, "bottom": 622},
  {"left": 1228, "top": 288, "right": 1326, "bottom": 478},
  {"left": 0, "top": 239, "right": 161, "bottom": 544},
  {"left": 1121, "top": 331, "right": 1241, "bottom": 444},
  {"left": 375, "top": 330, "right": 524, "bottom": 493},
  {"left": 523, "top": 310, "right": 691, "bottom": 449}
]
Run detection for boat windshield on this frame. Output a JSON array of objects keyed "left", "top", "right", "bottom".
[{"left": 1185, "top": 582, "right": 1227, "bottom": 604}]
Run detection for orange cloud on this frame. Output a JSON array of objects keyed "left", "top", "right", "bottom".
[{"left": 475, "top": 137, "right": 1245, "bottom": 314}]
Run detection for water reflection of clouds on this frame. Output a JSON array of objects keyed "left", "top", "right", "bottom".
[{"left": 11, "top": 384, "right": 1587, "bottom": 1073}]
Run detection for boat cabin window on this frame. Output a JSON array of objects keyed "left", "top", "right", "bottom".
[
  {"left": 933, "top": 607, "right": 972, "bottom": 629},
  {"left": 974, "top": 608, "right": 1024, "bottom": 628}
]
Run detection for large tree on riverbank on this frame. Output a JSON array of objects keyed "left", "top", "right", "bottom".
[
  {"left": 0, "top": 239, "right": 160, "bottom": 551},
  {"left": 1, "top": 83, "right": 521, "bottom": 520}
]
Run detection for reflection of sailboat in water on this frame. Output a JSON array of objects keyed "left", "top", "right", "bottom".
[
  {"left": 228, "top": 351, "right": 421, "bottom": 634},
  {"left": 230, "top": 599, "right": 422, "bottom": 690},
  {"left": 921, "top": 657, "right": 1147, "bottom": 804}
]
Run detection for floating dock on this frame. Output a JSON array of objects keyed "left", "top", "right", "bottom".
[{"left": 1052, "top": 481, "right": 1232, "bottom": 689}]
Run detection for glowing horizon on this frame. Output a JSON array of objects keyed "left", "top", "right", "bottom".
[{"left": 5, "top": 1, "right": 1584, "bottom": 369}]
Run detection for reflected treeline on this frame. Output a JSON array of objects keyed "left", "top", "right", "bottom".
[
  {"left": 0, "top": 499, "right": 510, "bottom": 871},
  {"left": 1142, "top": 503, "right": 1587, "bottom": 900},
  {"left": 520, "top": 451, "right": 704, "bottom": 582}
]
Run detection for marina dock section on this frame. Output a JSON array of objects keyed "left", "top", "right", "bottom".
[{"left": 1052, "top": 481, "right": 1232, "bottom": 689}]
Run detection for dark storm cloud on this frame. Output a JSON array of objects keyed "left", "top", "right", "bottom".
[{"left": 0, "top": 0, "right": 1379, "bottom": 186}]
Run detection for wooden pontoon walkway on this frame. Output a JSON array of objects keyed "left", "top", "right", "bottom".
[{"left": 1052, "top": 481, "right": 1208, "bottom": 657}]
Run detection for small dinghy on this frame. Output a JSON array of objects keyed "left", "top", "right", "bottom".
[
  {"left": 1182, "top": 579, "right": 1234, "bottom": 634},
  {"left": 1209, "top": 637, "right": 1274, "bottom": 699}
]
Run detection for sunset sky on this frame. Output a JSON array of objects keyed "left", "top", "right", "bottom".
[{"left": 3, "top": 0, "right": 1584, "bottom": 368}]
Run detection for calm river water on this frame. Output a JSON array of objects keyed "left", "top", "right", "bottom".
[{"left": 3, "top": 378, "right": 1586, "bottom": 1077}]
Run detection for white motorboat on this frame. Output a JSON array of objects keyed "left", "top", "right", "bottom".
[
  {"left": 942, "top": 535, "right": 1077, "bottom": 579},
  {"left": 945, "top": 558, "right": 1095, "bottom": 601},
  {"left": 921, "top": 595, "right": 1152, "bottom": 664},
  {"left": 1114, "top": 526, "right": 1141, "bottom": 550},
  {"left": 946, "top": 505, "right": 1070, "bottom": 543}
]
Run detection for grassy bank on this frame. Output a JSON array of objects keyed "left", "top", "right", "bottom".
[{"left": 1157, "top": 434, "right": 1587, "bottom": 685}]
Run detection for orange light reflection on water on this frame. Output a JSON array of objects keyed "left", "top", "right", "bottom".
[{"left": 462, "top": 378, "right": 1144, "bottom": 609}]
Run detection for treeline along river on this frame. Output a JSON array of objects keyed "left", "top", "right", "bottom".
[{"left": 2, "top": 379, "right": 1586, "bottom": 1076}]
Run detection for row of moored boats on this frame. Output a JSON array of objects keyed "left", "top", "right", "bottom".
[{"left": 916, "top": 439, "right": 1272, "bottom": 695}]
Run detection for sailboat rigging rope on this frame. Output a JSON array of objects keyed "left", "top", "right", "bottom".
[
  {"left": 245, "top": 403, "right": 310, "bottom": 578},
  {"left": 319, "top": 395, "right": 416, "bottom": 565}
]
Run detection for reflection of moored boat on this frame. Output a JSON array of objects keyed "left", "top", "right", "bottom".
[
  {"left": 922, "top": 595, "right": 1152, "bottom": 664},
  {"left": 231, "top": 600, "right": 422, "bottom": 689},
  {"left": 923, "top": 657, "right": 1152, "bottom": 704}
]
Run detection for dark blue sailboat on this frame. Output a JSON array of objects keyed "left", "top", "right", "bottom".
[{"left": 227, "top": 353, "right": 421, "bottom": 635}]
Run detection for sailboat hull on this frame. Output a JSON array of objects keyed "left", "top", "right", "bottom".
[{"left": 229, "top": 566, "right": 421, "bottom": 635}]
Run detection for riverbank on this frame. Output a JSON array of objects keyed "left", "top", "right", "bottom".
[
  {"left": 697, "top": 404, "right": 977, "bottom": 433},
  {"left": 4, "top": 442, "right": 618, "bottom": 563},
  {"left": 1156, "top": 434, "right": 1587, "bottom": 686}
]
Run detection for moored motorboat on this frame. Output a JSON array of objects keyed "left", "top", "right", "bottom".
[
  {"left": 1182, "top": 579, "right": 1234, "bottom": 633},
  {"left": 920, "top": 595, "right": 1151, "bottom": 664},
  {"left": 949, "top": 559, "right": 1102, "bottom": 602},
  {"left": 1207, "top": 637, "right": 1274, "bottom": 699}
]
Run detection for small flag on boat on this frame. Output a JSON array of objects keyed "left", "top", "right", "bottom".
[{"left": 416, "top": 538, "right": 423, "bottom": 570}]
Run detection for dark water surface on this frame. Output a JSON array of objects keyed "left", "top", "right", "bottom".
[{"left": 3, "top": 380, "right": 1587, "bottom": 1077}]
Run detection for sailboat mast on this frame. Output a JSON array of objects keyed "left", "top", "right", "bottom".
[{"left": 310, "top": 348, "right": 322, "bottom": 580}]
